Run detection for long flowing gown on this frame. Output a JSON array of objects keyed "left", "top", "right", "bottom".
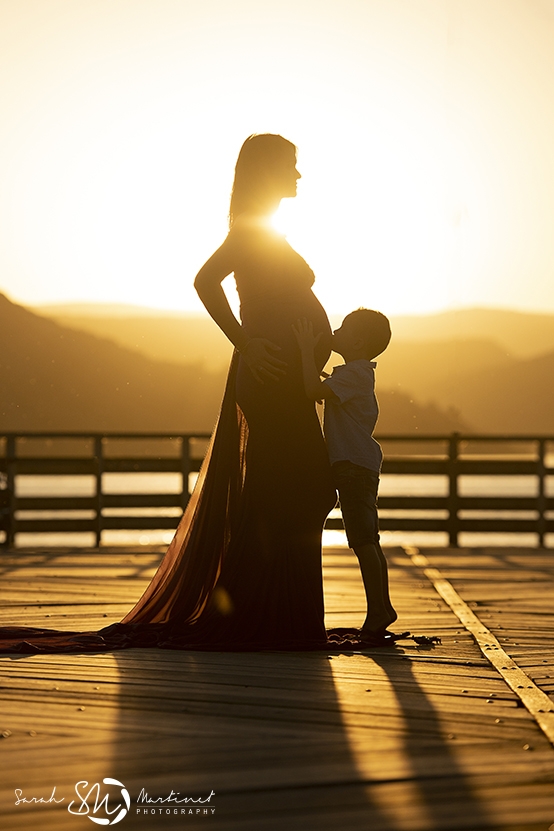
[{"left": 0, "top": 224, "right": 340, "bottom": 653}]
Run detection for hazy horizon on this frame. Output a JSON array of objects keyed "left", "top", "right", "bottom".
[
  {"left": 2, "top": 1, "right": 554, "bottom": 317},
  {"left": 26, "top": 295, "right": 554, "bottom": 322}
]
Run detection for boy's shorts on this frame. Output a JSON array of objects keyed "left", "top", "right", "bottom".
[{"left": 332, "top": 460, "right": 380, "bottom": 548}]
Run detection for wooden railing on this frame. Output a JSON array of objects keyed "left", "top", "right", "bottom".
[
  {"left": 0, "top": 432, "right": 210, "bottom": 549},
  {"left": 0, "top": 432, "right": 553, "bottom": 548}
]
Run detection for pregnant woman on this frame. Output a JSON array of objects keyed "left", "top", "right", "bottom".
[{"left": 0, "top": 134, "right": 338, "bottom": 653}]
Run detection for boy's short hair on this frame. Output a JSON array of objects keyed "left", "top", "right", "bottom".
[{"left": 344, "top": 308, "right": 391, "bottom": 359}]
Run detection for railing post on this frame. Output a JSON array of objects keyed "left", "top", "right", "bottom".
[
  {"left": 94, "top": 435, "right": 104, "bottom": 547},
  {"left": 0, "top": 467, "right": 6, "bottom": 548},
  {"left": 537, "top": 438, "right": 546, "bottom": 548},
  {"left": 180, "top": 436, "right": 191, "bottom": 511},
  {"left": 4, "top": 435, "right": 16, "bottom": 549},
  {"left": 447, "top": 433, "right": 459, "bottom": 548}
]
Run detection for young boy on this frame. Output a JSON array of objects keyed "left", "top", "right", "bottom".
[{"left": 293, "top": 309, "right": 398, "bottom": 645}]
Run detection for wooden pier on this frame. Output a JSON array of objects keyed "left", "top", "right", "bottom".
[
  {"left": 2, "top": 432, "right": 553, "bottom": 548},
  {"left": 1, "top": 545, "right": 554, "bottom": 830}
]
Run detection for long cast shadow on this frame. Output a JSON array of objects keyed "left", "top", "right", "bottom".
[
  {"left": 361, "top": 645, "right": 492, "bottom": 829},
  {"left": 106, "top": 648, "right": 396, "bottom": 831}
]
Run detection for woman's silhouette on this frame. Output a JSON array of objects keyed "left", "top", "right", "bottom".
[{"left": 0, "top": 134, "right": 338, "bottom": 652}]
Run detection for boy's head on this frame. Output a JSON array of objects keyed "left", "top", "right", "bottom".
[{"left": 332, "top": 308, "right": 391, "bottom": 361}]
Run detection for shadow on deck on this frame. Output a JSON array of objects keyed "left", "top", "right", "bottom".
[{"left": 0, "top": 545, "right": 553, "bottom": 830}]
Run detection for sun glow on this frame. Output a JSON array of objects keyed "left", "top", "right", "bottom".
[
  {"left": 0, "top": 68, "right": 485, "bottom": 319},
  {"left": 273, "top": 124, "right": 458, "bottom": 317},
  {"left": 15, "top": 112, "right": 460, "bottom": 318},
  {"left": 2, "top": 1, "right": 554, "bottom": 316}
]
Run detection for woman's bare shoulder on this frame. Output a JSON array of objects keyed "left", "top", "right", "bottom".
[
  {"left": 226, "top": 215, "right": 276, "bottom": 259},
  {"left": 227, "top": 214, "right": 269, "bottom": 240}
]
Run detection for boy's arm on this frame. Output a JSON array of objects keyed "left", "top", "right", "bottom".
[{"left": 292, "top": 319, "right": 337, "bottom": 401}]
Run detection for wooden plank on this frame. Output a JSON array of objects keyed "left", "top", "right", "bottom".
[
  {"left": 327, "top": 517, "right": 552, "bottom": 533},
  {"left": 407, "top": 549, "right": 554, "bottom": 744},
  {"left": 16, "top": 495, "right": 183, "bottom": 510},
  {"left": 1, "top": 546, "right": 554, "bottom": 831}
]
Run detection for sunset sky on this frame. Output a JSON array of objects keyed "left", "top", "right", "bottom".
[{"left": 1, "top": 0, "right": 554, "bottom": 316}]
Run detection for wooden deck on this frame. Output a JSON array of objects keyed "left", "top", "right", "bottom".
[{"left": 1, "top": 545, "right": 554, "bottom": 831}]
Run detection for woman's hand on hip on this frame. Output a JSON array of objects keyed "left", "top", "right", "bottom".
[{"left": 240, "top": 338, "right": 287, "bottom": 384}]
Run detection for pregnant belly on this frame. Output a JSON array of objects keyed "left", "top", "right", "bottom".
[
  {"left": 240, "top": 289, "right": 332, "bottom": 371},
  {"left": 236, "top": 289, "right": 331, "bottom": 433}
]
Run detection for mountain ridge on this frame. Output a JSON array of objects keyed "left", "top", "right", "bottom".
[
  {"left": 0, "top": 293, "right": 467, "bottom": 434},
  {"left": 33, "top": 302, "right": 554, "bottom": 361},
  {"left": 29, "top": 300, "right": 554, "bottom": 433},
  {"left": 0, "top": 294, "right": 225, "bottom": 432}
]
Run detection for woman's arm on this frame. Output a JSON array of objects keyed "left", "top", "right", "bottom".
[
  {"left": 194, "top": 241, "right": 249, "bottom": 350},
  {"left": 194, "top": 237, "right": 287, "bottom": 384}
]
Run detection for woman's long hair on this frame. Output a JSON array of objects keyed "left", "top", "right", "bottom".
[{"left": 229, "top": 134, "right": 296, "bottom": 227}]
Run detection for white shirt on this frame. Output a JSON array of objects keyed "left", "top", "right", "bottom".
[{"left": 323, "top": 359, "right": 383, "bottom": 472}]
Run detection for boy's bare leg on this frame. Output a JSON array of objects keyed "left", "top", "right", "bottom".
[
  {"left": 375, "top": 542, "right": 397, "bottom": 622},
  {"left": 353, "top": 542, "right": 398, "bottom": 635}
]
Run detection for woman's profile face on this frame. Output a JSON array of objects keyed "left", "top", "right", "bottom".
[
  {"left": 229, "top": 136, "right": 301, "bottom": 223},
  {"left": 273, "top": 151, "right": 301, "bottom": 199}
]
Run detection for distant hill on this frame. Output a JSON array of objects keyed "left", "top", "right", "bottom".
[
  {"left": 0, "top": 294, "right": 226, "bottom": 432},
  {"left": 375, "top": 389, "right": 469, "bottom": 434},
  {"left": 375, "top": 338, "right": 511, "bottom": 405},
  {"left": 35, "top": 302, "right": 190, "bottom": 318},
  {"left": 377, "top": 339, "right": 554, "bottom": 433},
  {"left": 39, "top": 311, "right": 233, "bottom": 372},
  {"left": 26, "top": 299, "right": 554, "bottom": 434},
  {"left": 426, "top": 350, "right": 554, "bottom": 433},
  {"left": 390, "top": 307, "right": 554, "bottom": 359},
  {"left": 35, "top": 305, "right": 554, "bottom": 367},
  {"left": 35, "top": 302, "right": 241, "bottom": 377},
  {"left": 1, "top": 294, "right": 466, "bottom": 434}
]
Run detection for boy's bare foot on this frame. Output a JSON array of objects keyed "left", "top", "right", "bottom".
[
  {"left": 359, "top": 629, "right": 411, "bottom": 646},
  {"left": 360, "top": 609, "right": 398, "bottom": 638}
]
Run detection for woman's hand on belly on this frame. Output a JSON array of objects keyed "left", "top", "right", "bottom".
[{"left": 241, "top": 337, "right": 288, "bottom": 384}]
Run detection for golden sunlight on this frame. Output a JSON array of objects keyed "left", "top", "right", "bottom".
[
  {"left": 1, "top": 1, "right": 554, "bottom": 316},
  {"left": 273, "top": 122, "right": 458, "bottom": 316}
]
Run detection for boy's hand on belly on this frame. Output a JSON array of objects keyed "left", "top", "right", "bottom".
[{"left": 292, "top": 318, "right": 322, "bottom": 353}]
